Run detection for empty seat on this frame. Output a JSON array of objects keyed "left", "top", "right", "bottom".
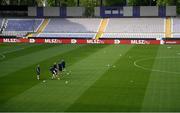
[
  {"left": 106, "top": 18, "right": 164, "bottom": 33},
  {"left": 5, "top": 19, "right": 43, "bottom": 32},
  {"left": 173, "top": 34, "right": 180, "bottom": 38},
  {"left": 37, "top": 33, "right": 96, "bottom": 38},
  {"left": 1, "top": 31, "right": 27, "bottom": 37},
  {"left": 173, "top": 18, "right": 180, "bottom": 33},
  {"left": 101, "top": 33, "right": 164, "bottom": 39},
  {"left": 44, "top": 18, "right": 101, "bottom": 33}
]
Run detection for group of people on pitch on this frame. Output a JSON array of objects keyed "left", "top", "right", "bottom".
[{"left": 36, "top": 59, "right": 66, "bottom": 80}]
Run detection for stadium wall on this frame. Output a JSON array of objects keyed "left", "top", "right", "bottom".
[
  {"left": 66, "top": 7, "right": 85, "bottom": 17},
  {"left": 166, "top": 6, "right": 176, "bottom": 16},
  {"left": 123, "top": 7, "right": 133, "bottom": 17},
  {"left": 94, "top": 7, "right": 100, "bottom": 17},
  {"left": 28, "top": 7, "right": 84, "bottom": 17},
  {"left": 28, "top": 6, "right": 176, "bottom": 17},
  {"left": 95, "top": 6, "right": 176, "bottom": 17},
  {"left": 44, "top": 7, "right": 59, "bottom": 17},
  {"left": 28, "top": 7, "right": 36, "bottom": 16},
  {"left": 140, "top": 6, "right": 158, "bottom": 16}
]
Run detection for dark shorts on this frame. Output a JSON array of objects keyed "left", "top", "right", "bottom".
[
  {"left": 50, "top": 71, "right": 54, "bottom": 74},
  {"left": 54, "top": 69, "right": 57, "bottom": 73},
  {"left": 59, "top": 68, "right": 62, "bottom": 71}
]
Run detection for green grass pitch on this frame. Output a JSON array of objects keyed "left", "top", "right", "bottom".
[{"left": 0, "top": 43, "right": 180, "bottom": 112}]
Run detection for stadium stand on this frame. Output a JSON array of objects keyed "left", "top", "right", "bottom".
[
  {"left": 102, "top": 33, "right": 164, "bottom": 39},
  {"left": 1, "top": 18, "right": 179, "bottom": 39},
  {"left": 43, "top": 18, "right": 101, "bottom": 33},
  {"left": 100, "top": 18, "right": 165, "bottom": 39},
  {"left": 37, "top": 33, "right": 96, "bottom": 38},
  {"left": 172, "top": 18, "right": 180, "bottom": 38},
  {"left": 105, "top": 18, "right": 164, "bottom": 33},
  {"left": 173, "top": 34, "right": 180, "bottom": 38},
  {"left": 1, "top": 31, "right": 27, "bottom": 37},
  {"left": 5, "top": 19, "right": 43, "bottom": 32},
  {"left": 173, "top": 18, "right": 180, "bottom": 33},
  {"left": 1, "top": 19, "right": 43, "bottom": 37}
]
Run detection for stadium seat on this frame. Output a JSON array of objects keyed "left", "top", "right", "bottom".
[
  {"left": 5, "top": 19, "right": 43, "bottom": 32},
  {"left": 173, "top": 18, "right": 180, "bottom": 33},
  {"left": 1, "top": 19, "right": 43, "bottom": 37},
  {"left": 43, "top": 18, "right": 101, "bottom": 33},
  {"left": 106, "top": 18, "right": 164, "bottom": 33},
  {"left": 1, "top": 31, "right": 27, "bottom": 37},
  {"left": 172, "top": 18, "right": 180, "bottom": 38},
  {"left": 101, "top": 33, "right": 165, "bottom": 39},
  {"left": 37, "top": 33, "right": 96, "bottom": 38},
  {"left": 173, "top": 34, "right": 180, "bottom": 38}
]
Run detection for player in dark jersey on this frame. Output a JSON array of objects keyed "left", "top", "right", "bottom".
[
  {"left": 36, "top": 65, "right": 40, "bottom": 80},
  {"left": 53, "top": 63, "right": 58, "bottom": 75},
  {"left": 58, "top": 62, "right": 63, "bottom": 77},
  {"left": 61, "top": 59, "right": 66, "bottom": 71},
  {"left": 53, "top": 63, "right": 60, "bottom": 79},
  {"left": 58, "top": 63, "right": 63, "bottom": 72},
  {"left": 50, "top": 66, "right": 56, "bottom": 79}
]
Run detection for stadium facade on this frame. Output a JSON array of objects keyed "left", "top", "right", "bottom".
[{"left": 0, "top": 5, "right": 179, "bottom": 45}]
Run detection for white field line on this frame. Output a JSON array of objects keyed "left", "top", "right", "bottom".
[
  {"left": 0, "top": 54, "right": 6, "bottom": 60},
  {"left": 134, "top": 57, "right": 180, "bottom": 75},
  {"left": 1, "top": 47, "right": 25, "bottom": 54},
  {"left": 0, "top": 48, "right": 25, "bottom": 60},
  {"left": 0, "top": 45, "right": 36, "bottom": 60}
]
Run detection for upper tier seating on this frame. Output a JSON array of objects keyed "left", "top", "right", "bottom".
[
  {"left": 106, "top": 18, "right": 164, "bottom": 33},
  {"left": 5, "top": 19, "right": 43, "bottom": 32},
  {"left": 173, "top": 18, "right": 180, "bottom": 33},
  {"left": 101, "top": 33, "right": 164, "bottom": 39},
  {"left": 37, "top": 33, "right": 96, "bottom": 38},
  {"left": 44, "top": 18, "right": 101, "bottom": 33}
]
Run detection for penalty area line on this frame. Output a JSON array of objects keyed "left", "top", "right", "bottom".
[{"left": 133, "top": 57, "right": 180, "bottom": 75}]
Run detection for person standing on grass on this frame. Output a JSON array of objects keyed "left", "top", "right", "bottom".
[
  {"left": 50, "top": 66, "right": 56, "bottom": 79},
  {"left": 58, "top": 61, "right": 63, "bottom": 76},
  {"left": 61, "top": 59, "right": 66, "bottom": 71},
  {"left": 53, "top": 62, "right": 58, "bottom": 75},
  {"left": 36, "top": 64, "right": 40, "bottom": 80},
  {"left": 53, "top": 63, "right": 60, "bottom": 80}
]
